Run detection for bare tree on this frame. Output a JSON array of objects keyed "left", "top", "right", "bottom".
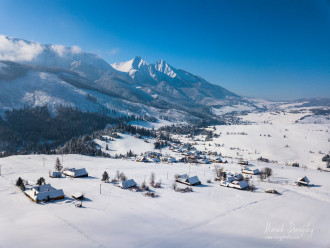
[{"left": 150, "top": 172, "right": 155, "bottom": 187}]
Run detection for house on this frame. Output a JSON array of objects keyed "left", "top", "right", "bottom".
[
  {"left": 118, "top": 179, "right": 137, "bottom": 189},
  {"left": 296, "top": 176, "right": 310, "bottom": 186},
  {"left": 63, "top": 168, "right": 88, "bottom": 178},
  {"left": 213, "top": 157, "right": 223, "bottom": 163},
  {"left": 265, "top": 189, "right": 279, "bottom": 194},
  {"left": 203, "top": 158, "right": 211, "bottom": 164},
  {"left": 49, "top": 171, "right": 62, "bottom": 178},
  {"left": 235, "top": 173, "right": 244, "bottom": 181},
  {"left": 72, "top": 192, "right": 85, "bottom": 200},
  {"left": 230, "top": 180, "right": 249, "bottom": 190},
  {"left": 238, "top": 159, "right": 249, "bottom": 165},
  {"left": 176, "top": 174, "right": 201, "bottom": 186},
  {"left": 148, "top": 157, "right": 160, "bottom": 163},
  {"left": 24, "top": 184, "right": 64, "bottom": 203},
  {"left": 136, "top": 156, "right": 148, "bottom": 162},
  {"left": 220, "top": 172, "right": 249, "bottom": 190},
  {"left": 242, "top": 168, "right": 260, "bottom": 175}
]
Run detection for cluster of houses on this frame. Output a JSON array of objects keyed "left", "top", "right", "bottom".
[
  {"left": 21, "top": 167, "right": 89, "bottom": 203},
  {"left": 24, "top": 183, "right": 65, "bottom": 203},
  {"left": 175, "top": 174, "right": 201, "bottom": 186},
  {"left": 220, "top": 172, "right": 249, "bottom": 190},
  {"left": 135, "top": 143, "right": 224, "bottom": 165}
]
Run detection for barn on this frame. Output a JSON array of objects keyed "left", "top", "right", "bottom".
[
  {"left": 296, "top": 176, "right": 310, "bottom": 186},
  {"left": 63, "top": 168, "right": 88, "bottom": 178},
  {"left": 176, "top": 174, "right": 201, "bottom": 186},
  {"left": 24, "top": 184, "right": 64, "bottom": 203},
  {"left": 119, "top": 179, "right": 137, "bottom": 189}
]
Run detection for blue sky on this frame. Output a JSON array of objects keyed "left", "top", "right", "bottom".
[{"left": 0, "top": 0, "right": 329, "bottom": 100}]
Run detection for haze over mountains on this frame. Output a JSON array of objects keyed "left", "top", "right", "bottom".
[{"left": 0, "top": 35, "right": 246, "bottom": 121}]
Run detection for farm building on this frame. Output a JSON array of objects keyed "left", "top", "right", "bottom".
[
  {"left": 176, "top": 174, "right": 201, "bottom": 186},
  {"left": 203, "top": 158, "right": 210, "bottom": 164},
  {"left": 119, "top": 179, "right": 137, "bottom": 189},
  {"left": 213, "top": 157, "right": 223, "bottom": 163},
  {"left": 242, "top": 168, "right": 260, "bottom": 175},
  {"left": 148, "top": 157, "right": 160, "bottom": 163},
  {"left": 220, "top": 179, "right": 249, "bottom": 190},
  {"left": 136, "top": 156, "right": 148, "bottom": 162},
  {"left": 161, "top": 157, "right": 177, "bottom": 163},
  {"left": 63, "top": 168, "right": 88, "bottom": 178},
  {"left": 265, "top": 189, "right": 279, "bottom": 194},
  {"left": 238, "top": 159, "right": 249, "bottom": 165},
  {"left": 72, "top": 192, "right": 85, "bottom": 200},
  {"left": 296, "top": 176, "right": 310, "bottom": 186},
  {"left": 49, "top": 171, "right": 62, "bottom": 178},
  {"left": 24, "top": 184, "right": 64, "bottom": 203}
]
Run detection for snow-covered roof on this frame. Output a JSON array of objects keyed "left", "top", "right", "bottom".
[
  {"left": 187, "top": 176, "right": 201, "bottom": 185},
  {"left": 63, "top": 168, "right": 88, "bottom": 177},
  {"left": 26, "top": 184, "right": 65, "bottom": 202},
  {"left": 231, "top": 180, "right": 248, "bottom": 189},
  {"left": 119, "top": 179, "right": 137, "bottom": 189},
  {"left": 235, "top": 174, "right": 244, "bottom": 180},
  {"left": 227, "top": 176, "right": 235, "bottom": 183},
  {"left": 178, "top": 174, "right": 189, "bottom": 180},
  {"left": 297, "top": 176, "right": 310, "bottom": 184},
  {"left": 72, "top": 192, "right": 84, "bottom": 199}
]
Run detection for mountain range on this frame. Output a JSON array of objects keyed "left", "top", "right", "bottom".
[{"left": 0, "top": 35, "right": 248, "bottom": 122}]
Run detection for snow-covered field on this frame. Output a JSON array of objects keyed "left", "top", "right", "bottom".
[
  {"left": 1, "top": 106, "right": 329, "bottom": 248},
  {"left": 1, "top": 154, "right": 330, "bottom": 248},
  {"left": 184, "top": 110, "right": 329, "bottom": 170}
]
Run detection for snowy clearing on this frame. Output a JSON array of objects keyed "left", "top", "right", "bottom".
[{"left": 1, "top": 154, "right": 330, "bottom": 248}]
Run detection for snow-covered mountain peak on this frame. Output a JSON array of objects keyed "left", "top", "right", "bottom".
[
  {"left": 111, "top": 56, "right": 149, "bottom": 73},
  {"left": 153, "top": 59, "right": 176, "bottom": 78},
  {"left": 0, "top": 35, "right": 112, "bottom": 80}
]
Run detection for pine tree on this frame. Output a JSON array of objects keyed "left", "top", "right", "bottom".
[
  {"left": 16, "top": 177, "right": 23, "bottom": 187},
  {"left": 37, "top": 177, "right": 45, "bottom": 186},
  {"left": 54, "top": 157, "right": 63, "bottom": 172},
  {"left": 102, "top": 171, "right": 109, "bottom": 182}
]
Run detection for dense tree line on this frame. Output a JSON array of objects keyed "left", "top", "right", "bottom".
[{"left": 0, "top": 106, "right": 137, "bottom": 156}]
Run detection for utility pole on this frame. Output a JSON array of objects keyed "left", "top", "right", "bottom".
[
  {"left": 100, "top": 184, "right": 102, "bottom": 194},
  {"left": 61, "top": 154, "right": 64, "bottom": 164}
]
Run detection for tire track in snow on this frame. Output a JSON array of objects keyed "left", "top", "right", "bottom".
[
  {"left": 138, "top": 197, "right": 269, "bottom": 248},
  {"left": 55, "top": 215, "right": 105, "bottom": 248}
]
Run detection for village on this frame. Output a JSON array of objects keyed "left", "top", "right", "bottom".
[
  {"left": 1, "top": 108, "right": 329, "bottom": 247},
  {"left": 12, "top": 141, "right": 315, "bottom": 205}
]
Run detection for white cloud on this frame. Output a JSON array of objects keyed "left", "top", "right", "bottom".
[
  {"left": 71, "top": 45, "right": 82, "bottom": 54},
  {"left": 50, "top": 44, "right": 66, "bottom": 57},
  {"left": 108, "top": 48, "right": 120, "bottom": 56},
  {"left": 0, "top": 35, "right": 44, "bottom": 61},
  {"left": 51, "top": 44, "right": 82, "bottom": 56}
]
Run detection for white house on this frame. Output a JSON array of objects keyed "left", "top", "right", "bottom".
[
  {"left": 25, "top": 184, "right": 64, "bottom": 203},
  {"left": 296, "top": 176, "right": 310, "bottom": 186},
  {"left": 221, "top": 179, "right": 249, "bottom": 190},
  {"left": 148, "top": 157, "right": 160, "bottom": 163},
  {"left": 203, "top": 158, "right": 210, "bottom": 164},
  {"left": 49, "top": 171, "right": 62, "bottom": 178},
  {"left": 119, "top": 179, "right": 137, "bottom": 189},
  {"left": 176, "top": 174, "right": 201, "bottom": 186},
  {"left": 63, "top": 168, "right": 88, "bottom": 178},
  {"left": 136, "top": 156, "right": 148, "bottom": 162},
  {"left": 242, "top": 168, "right": 260, "bottom": 175}
]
